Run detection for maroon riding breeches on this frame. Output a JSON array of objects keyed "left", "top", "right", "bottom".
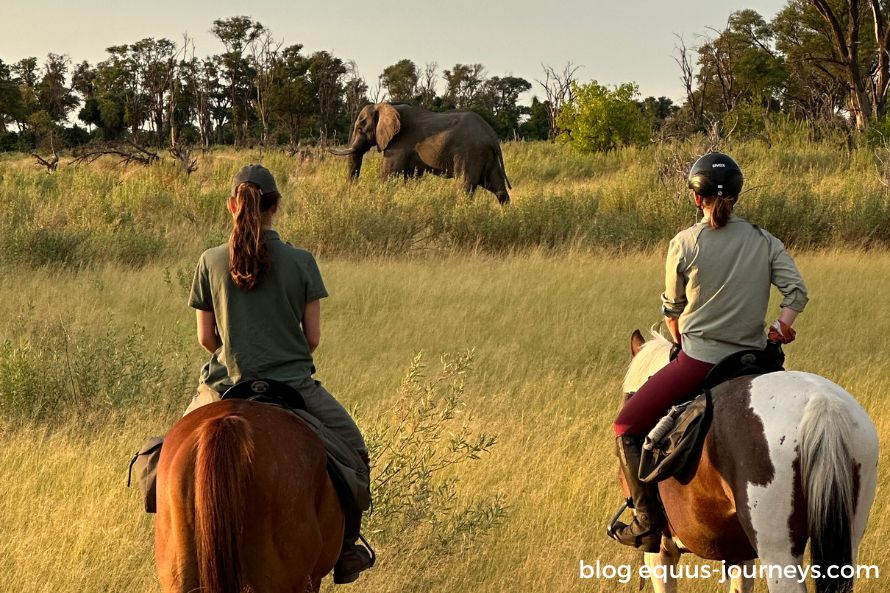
[{"left": 613, "top": 351, "right": 715, "bottom": 437}]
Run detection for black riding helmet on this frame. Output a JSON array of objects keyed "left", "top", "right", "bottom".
[{"left": 687, "top": 152, "right": 743, "bottom": 198}]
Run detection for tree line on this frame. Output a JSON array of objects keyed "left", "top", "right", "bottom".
[
  {"left": 4, "top": 2, "right": 889, "bottom": 155},
  {"left": 544, "top": 1, "right": 890, "bottom": 153}
]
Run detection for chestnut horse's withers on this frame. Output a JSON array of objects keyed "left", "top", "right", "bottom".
[{"left": 155, "top": 399, "right": 343, "bottom": 593}]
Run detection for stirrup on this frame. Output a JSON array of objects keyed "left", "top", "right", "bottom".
[
  {"left": 358, "top": 533, "right": 377, "bottom": 568},
  {"left": 606, "top": 498, "right": 631, "bottom": 537}
]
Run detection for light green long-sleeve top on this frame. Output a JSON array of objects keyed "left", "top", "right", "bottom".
[{"left": 661, "top": 214, "right": 808, "bottom": 364}]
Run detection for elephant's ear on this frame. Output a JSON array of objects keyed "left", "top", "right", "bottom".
[{"left": 375, "top": 103, "right": 401, "bottom": 152}]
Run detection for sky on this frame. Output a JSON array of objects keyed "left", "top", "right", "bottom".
[{"left": 2, "top": 0, "right": 788, "bottom": 104}]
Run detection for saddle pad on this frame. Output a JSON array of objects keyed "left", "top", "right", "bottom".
[
  {"left": 128, "top": 406, "right": 369, "bottom": 515},
  {"left": 639, "top": 391, "right": 712, "bottom": 483}
]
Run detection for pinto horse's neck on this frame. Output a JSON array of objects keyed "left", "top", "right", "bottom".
[{"left": 623, "top": 333, "right": 672, "bottom": 394}]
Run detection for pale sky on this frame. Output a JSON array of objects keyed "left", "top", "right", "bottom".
[{"left": 2, "top": 0, "right": 787, "bottom": 103}]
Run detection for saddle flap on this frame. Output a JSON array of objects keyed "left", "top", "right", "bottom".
[{"left": 639, "top": 391, "right": 712, "bottom": 483}]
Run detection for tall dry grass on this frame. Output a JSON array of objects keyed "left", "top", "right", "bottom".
[
  {"left": 2, "top": 127, "right": 890, "bottom": 268},
  {"left": 2, "top": 251, "right": 888, "bottom": 592}
]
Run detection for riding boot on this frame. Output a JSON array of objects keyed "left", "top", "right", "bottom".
[
  {"left": 333, "top": 452, "right": 375, "bottom": 584},
  {"left": 608, "top": 435, "right": 664, "bottom": 553}
]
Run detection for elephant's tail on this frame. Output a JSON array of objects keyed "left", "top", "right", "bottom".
[{"left": 497, "top": 146, "right": 512, "bottom": 189}]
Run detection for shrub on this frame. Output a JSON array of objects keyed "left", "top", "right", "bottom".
[{"left": 556, "top": 81, "right": 650, "bottom": 152}]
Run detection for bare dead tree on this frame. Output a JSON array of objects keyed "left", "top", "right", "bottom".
[
  {"left": 536, "top": 62, "right": 581, "bottom": 140},
  {"left": 31, "top": 152, "right": 59, "bottom": 172},
  {"left": 343, "top": 60, "right": 369, "bottom": 123},
  {"left": 70, "top": 141, "right": 160, "bottom": 167},
  {"left": 170, "top": 145, "right": 198, "bottom": 174},
  {"left": 674, "top": 34, "right": 704, "bottom": 127},
  {"left": 249, "top": 29, "right": 283, "bottom": 147},
  {"left": 418, "top": 62, "right": 439, "bottom": 108},
  {"left": 368, "top": 80, "right": 384, "bottom": 104}
]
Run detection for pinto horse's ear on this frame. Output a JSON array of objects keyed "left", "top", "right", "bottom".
[{"left": 630, "top": 330, "right": 645, "bottom": 357}]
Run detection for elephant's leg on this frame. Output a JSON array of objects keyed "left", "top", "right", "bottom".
[{"left": 380, "top": 154, "right": 409, "bottom": 181}]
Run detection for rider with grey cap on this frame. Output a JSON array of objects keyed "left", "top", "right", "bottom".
[{"left": 186, "top": 164, "right": 374, "bottom": 583}]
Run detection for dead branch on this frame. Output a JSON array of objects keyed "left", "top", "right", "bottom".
[
  {"left": 169, "top": 145, "right": 198, "bottom": 175},
  {"left": 31, "top": 152, "right": 59, "bottom": 172},
  {"left": 69, "top": 140, "right": 160, "bottom": 167},
  {"left": 536, "top": 62, "right": 581, "bottom": 140}
]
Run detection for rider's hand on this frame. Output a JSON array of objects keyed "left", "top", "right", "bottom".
[
  {"left": 669, "top": 342, "right": 682, "bottom": 361},
  {"left": 768, "top": 319, "right": 796, "bottom": 344}
]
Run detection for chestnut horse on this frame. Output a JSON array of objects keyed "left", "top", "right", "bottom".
[
  {"left": 155, "top": 398, "right": 344, "bottom": 593},
  {"left": 618, "top": 331, "right": 878, "bottom": 593}
]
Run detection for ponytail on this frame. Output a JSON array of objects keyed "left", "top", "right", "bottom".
[
  {"left": 228, "top": 182, "right": 280, "bottom": 290},
  {"left": 701, "top": 195, "right": 736, "bottom": 229}
]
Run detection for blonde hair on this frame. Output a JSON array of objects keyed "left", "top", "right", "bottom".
[{"left": 228, "top": 182, "right": 280, "bottom": 290}]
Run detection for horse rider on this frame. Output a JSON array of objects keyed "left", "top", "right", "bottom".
[
  {"left": 608, "top": 152, "right": 809, "bottom": 552},
  {"left": 185, "top": 164, "right": 374, "bottom": 583}
]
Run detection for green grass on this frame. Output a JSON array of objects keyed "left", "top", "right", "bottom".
[
  {"left": 2, "top": 251, "right": 889, "bottom": 592},
  {"left": 3, "top": 130, "right": 890, "bottom": 268}
]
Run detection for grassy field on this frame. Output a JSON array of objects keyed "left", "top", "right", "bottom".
[{"left": 2, "top": 138, "right": 890, "bottom": 592}]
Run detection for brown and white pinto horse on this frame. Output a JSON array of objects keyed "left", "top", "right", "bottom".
[
  {"left": 155, "top": 398, "right": 344, "bottom": 593},
  {"left": 620, "top": 331, "right": 878, "bottom": 593}
]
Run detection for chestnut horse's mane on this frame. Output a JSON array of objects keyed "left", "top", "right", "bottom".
[{"left": 622, "top": 330, "right": 671, "bottom": 394}]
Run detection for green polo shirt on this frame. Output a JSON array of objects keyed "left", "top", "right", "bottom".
[
  {"left": 661, "top": 214, "right": 808, "bottom": 364},
  {"left": 189, "top": 229, "right": 328, "bottom": 393}
]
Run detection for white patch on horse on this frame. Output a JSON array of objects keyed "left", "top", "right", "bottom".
[
  {"left": 746, "top": 373, "right": 809, "bottom": 591},
  {"left": 746, "top": 371, "right": 878, "bottom": 592}
]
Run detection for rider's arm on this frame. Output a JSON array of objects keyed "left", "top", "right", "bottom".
[
  {"left": 661, "top": 238, "right": 687, "bottom": 339},
  {"left": 303, "top": 300, "right": 321, "bottom": 353},
  {"left": 763, "top": 229, "right": 808, "bottom": 316},
  {"left": 196, "top": 309, "right": 221, "bottom": 353}
]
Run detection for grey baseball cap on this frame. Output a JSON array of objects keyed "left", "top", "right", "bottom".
[{"left": 231, "top": 164, "right": 278, "bottom": 196}]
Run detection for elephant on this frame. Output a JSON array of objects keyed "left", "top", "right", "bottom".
[{"left": 330, "top": 102, "right": 511, "bottom": 204}]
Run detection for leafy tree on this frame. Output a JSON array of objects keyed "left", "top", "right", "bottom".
[
  {"left": 306, "top": 51, "right": 346, "bottom": 141},
  {"left": 443, "top": 63, "right": 486, "bottom": 109},
  {"left": 694, "top": 10, "right": 787, "bottom": 119},
  {"left": 380, "top": 59, "right": 418, "bottom": 103},
  {"left": 477, "top": 75, "right": 531, "bottom": 137},
  {"left": 518, "top": 96, "right": 550, "bottom": 140},
  {"left": 267, "top": 44, "right": 314, "bottom": 145},
  {"left": 556, "top": 81, "right": 650, "bottom": 152},
  {"left": 211, "top": 16, "right": 265, "bottom": 145},
  {"left": 0, "top": 59, "right": 25, "bottom": 130},
  {"left": 638, "top": 96, "right": 678, "bottom": 129}
]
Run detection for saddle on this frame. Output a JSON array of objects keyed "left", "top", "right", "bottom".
[
  {"left": 128, "top": 379, "right": 369, "bottom": 517},
  {"left": 638, "top": 343, "right": 785, "bottom": 483},
  {"left": 221, "top": 378, "right": 307, "bottom": 410}
]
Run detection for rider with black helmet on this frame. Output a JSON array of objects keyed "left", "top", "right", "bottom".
[{"left": 607, "top": 152, "right": 809, "bottom": 552}]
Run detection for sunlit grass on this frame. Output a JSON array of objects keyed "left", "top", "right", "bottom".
[
  {"left": 2, "top": 251, "right": 889, "bottom": 592},
  {"left": 3, "top": 132, "right": 890, "bottom": 268}
]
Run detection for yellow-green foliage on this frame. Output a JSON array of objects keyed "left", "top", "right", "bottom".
[
  {"left": 2, "top": 132, "right": 890, "bottom": 268},
  {"left": 2, "top": 251, "right": 889, "bottom": 592}
]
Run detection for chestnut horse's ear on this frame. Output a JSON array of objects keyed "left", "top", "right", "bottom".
[
  {"left": 631, "top": 330, "right": 645, "bottom": 357},
  {"left": 375, "top": 103, "right": 401, "bottom": 152}
]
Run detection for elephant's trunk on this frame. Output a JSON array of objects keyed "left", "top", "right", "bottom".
[{"left": 348, "top": 152, "right": 363, "bottom": 180}]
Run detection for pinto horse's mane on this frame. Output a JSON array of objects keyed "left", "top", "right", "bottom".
[{"left": 622, "top": 331, "right": 671, "bottom": 394}]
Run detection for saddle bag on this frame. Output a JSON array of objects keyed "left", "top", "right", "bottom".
[
  {"left": 639, "top": 391, "right": 712, "bottom": 483},
  {"left": 128, "top": 436, "right": 164, "bottom": 513}
]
